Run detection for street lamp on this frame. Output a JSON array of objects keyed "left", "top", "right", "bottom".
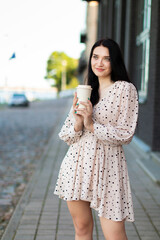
[
  {"left": 82, "top": 0, "right": 100, "bottom": 7},
  {"left": 61, "top": 60, "right": 67, "bottom": 91},
  {"left": 82, "top": 0, "right": 100, "bottom": 2}
]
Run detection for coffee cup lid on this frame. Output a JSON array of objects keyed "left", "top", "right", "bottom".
[{"left": 76, "top": 85, "right": 92, "bottom": 90}]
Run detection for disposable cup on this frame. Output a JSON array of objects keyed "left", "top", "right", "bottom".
[{"left": 76, "top": 85, "right": 92, "bottom": 109}]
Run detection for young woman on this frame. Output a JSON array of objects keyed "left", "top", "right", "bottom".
[{"left": 54, "top": 38, "right": 138, "bottom": 240}]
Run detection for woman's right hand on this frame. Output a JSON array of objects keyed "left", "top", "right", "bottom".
[{"left": 73, "top": 92, "right": 84, "bottom": 131}]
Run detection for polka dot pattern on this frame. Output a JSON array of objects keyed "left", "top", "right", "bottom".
[{"left": 54, "top": 81, "right": 139, "bottom": 222}]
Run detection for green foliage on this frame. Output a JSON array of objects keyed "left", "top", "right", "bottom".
[
  {"left": 45, "top": 51, "right": 79, "bottom": 91},
  {"left": 66, "top": 77, "right": 79, "bottom": 89}
]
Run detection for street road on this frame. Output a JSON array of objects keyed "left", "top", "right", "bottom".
[{"left": 0, "top": 98, "right": 71, "bottom": 237}]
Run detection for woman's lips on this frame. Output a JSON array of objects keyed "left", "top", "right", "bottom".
[{"left": 96, "top": 68, "right": 104, "bottom": 72}]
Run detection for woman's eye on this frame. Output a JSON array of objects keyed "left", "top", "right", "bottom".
[
  {"left": 104, "top": 57, "right": 110, "bottom": 61},
  {"left": 93, "top": 55, "right": 98, "bottom": 59}
]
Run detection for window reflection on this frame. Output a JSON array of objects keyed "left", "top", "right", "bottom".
[{"left": 136, "top": 0, "right": 152, "bottom": 103}]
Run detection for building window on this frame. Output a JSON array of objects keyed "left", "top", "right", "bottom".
[
  {"left": 136, "top": 0, "right": 152, "bottom": 103},
  {"left": 113, "top": 0, "right": 119, "bottom": 41}
]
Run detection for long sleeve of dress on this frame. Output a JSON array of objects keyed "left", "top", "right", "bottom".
[
  {"left": 93, "top": 82, "right": 138, "bottom": 146},
  {"left": 58, "top": 107, "right": 83, "bottom": 145}
]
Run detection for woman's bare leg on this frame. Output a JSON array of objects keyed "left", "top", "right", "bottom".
[
  {"left": 67, "top": 200, "right": 94, "bottom": 240},
  {"left": 100, "top": 217, "right": 128, "bottom": 240}
]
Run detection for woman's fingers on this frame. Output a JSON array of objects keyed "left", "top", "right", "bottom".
[
  {"left": 76, "top": 109, "right": 85, "bottom": 116},
  {"left": 73, "top": 92, "right": 78, "bottom": 109},
  {"left": 73, "top": 92, "right": 77, "bottom": 103},
  {"left": 74, "top": 98, "right": 92, "bottom": 117},
  {"left": 79, "top": 100, "right": 92, "bottom": 112},
  {"left": 87, "top": 99, "right": 92, "bottom": 107}
]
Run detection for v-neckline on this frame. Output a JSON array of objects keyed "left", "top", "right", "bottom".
[{"left": 99, "top": 81, "right": 117, "bottom": 100}]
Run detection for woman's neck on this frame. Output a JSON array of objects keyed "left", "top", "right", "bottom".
[{"left": 98, "top": 76, "right": 113, "bottom": 91}]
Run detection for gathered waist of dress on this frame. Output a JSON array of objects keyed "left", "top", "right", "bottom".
[{"left": 80, "top": 128, "right": 121, "bottom": 148}]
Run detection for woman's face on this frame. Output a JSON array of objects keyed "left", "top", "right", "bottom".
[{"left": 91, "top": 46, "right": 111, "bottom": 79}]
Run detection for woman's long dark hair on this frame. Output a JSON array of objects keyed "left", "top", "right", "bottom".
[{"left": 86, "top": 38, "right": 131, "bottom": 106}]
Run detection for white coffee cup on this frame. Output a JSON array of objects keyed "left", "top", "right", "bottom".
[{"left": 76, "top": 85, "right": 92, "bottom": 109}]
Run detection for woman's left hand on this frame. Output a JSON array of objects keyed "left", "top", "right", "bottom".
[{"left": 76, "top": 100, "right": 94, "bottom": 132}]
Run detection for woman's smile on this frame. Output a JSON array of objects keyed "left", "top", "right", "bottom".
[{"left": 96, "top": 68, "right": 105, "bottom": 72}]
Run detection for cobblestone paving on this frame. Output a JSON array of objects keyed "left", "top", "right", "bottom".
[
  {"left": 0, "top": 98, "right": 68, "bottom": 238},
  {"left": 124, "top": 146, "right": 160, "bottom": 240}
]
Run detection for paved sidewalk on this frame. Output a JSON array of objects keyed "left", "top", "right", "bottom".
[{"left": 1, "top": 99, "right": 160, "bottom": 240}]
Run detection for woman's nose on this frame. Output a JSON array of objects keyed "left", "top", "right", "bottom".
[{"left": 97, "top": 58, "right": 103, "bottom": 66}]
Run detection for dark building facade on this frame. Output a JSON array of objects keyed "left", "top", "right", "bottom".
[{"left": 97, "top": 0, "right": 160, "bottom": 152}]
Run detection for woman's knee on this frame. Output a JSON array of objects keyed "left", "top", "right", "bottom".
[
  {"left": 74, "top": 217, "right": 93, "bottom": 236},
  {"left": 67, "top": 200, "right": 93, "bottom": 236}
]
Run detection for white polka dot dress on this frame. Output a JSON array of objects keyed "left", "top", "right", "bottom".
[{"left": 54, "top": 81, "right": 139, "bottom": 222}]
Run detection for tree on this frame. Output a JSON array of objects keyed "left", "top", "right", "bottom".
[{"left": 45, "top": 51, "right": 78, "bottom": 91}]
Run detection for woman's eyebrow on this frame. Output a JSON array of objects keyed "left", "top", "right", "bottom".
[{"left": 93, "top": 54, "right": 110, "bottom": 57}]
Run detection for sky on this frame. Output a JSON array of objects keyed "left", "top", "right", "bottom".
[{"left": 0, "top": 0, "right": 87, "bottom": 88}]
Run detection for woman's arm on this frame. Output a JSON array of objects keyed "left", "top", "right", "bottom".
[
  {"left": 93, "top": 83, "right": 139, "bottom": 145},
  {"left": 59, "top": 93, "right": 84, "bottom": 145},
  {"left": 58, "top": 107, "right": 83, "bottom": 145}
]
